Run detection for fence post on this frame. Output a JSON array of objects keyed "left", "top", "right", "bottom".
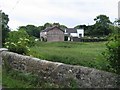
[
  {"left": 0, "top": 10, "right": 2, "bottom": 48},
  {"left": 0, "top": 48, "right": 8, "bottom": 89}
]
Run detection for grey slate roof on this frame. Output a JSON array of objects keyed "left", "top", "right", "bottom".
[
  {"left": 41, "top": 26, "right": 64, "bottom": 32},
  {"left": 66, "top": 28, "right": 77, "bottom": 33}
]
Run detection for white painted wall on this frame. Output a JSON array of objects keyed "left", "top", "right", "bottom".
[
  {"left": 67, "top": 29, "right": 84, "bottom": 38},
  {"left": 77, "top": 29, "right": 84, "bottom": 38},
  {"left": 70, "top": 33, "right": 78, "bottom": 37},
  {"left": 40, "top": 32, "right": 47, "bottom": 37}
]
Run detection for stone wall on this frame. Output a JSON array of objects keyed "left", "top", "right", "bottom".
[{"left": 0, "top": 50, "right": 120, "bottom": 88}]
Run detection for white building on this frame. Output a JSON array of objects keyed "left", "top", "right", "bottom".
[{"left": 64, "top": 28, "right": 84, "bottom": 41}]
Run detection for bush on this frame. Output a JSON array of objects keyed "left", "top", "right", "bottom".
[
  {"left": 5, "top": 38, "right": 30, "bottom": 54},
  {"left": 5, "top": 30, "right": 33, "bottom": 54},
  {"left": 105, "top": 29, "right": 120, "bottom": 74},
  {"left": 81, "top": 36, "right": 107, "bottom": 42}
]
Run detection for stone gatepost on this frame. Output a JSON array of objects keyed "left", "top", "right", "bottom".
[
  {"left": 0, "top": 48, "right": 8, "bottom": 89},
  {"left": 0, "top": 48, "right": 8, "bottom": 65},
  {"left": 0, "top": 10, "right": 2, "bottom": 48}
]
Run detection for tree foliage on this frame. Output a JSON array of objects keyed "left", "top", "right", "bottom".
[
  {"left": 93, "top": 15, "right": 112, "bottom": 36},
  {"left": 43, "top": 22, "right": 52, "bottom": 29},
  {"left": 19, "top": 25, "right": 40, "bottom": 38},
  {"left": 6, "top": 30, "right": 29, "bottom": 43},
  {"left": 105, "top": 26, "right": 120, "bottom": 74},
  {"left": 75, "top": 15, "right": 112, "bottom": 37},
  {"left": 5, "top": 30, "right": 33, "bottom": 54},
  {"left": 74, "top": 25, "right": 89, "bottom": 35},
  {"left": 1, "top": 11, "right": 10, "bottom": 44},
  {"left": 19, "top": 23, "right": 67, "bottom": 38},
  {"left": 60, "top": 25, "right": 67, "bottom": 30}
]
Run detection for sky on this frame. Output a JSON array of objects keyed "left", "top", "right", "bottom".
[{"left": 0, "top": 0, "right": 119, "bottom": 30}]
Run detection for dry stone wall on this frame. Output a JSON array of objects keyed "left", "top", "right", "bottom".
[{"left": 0, "top": 50, "right": 120, "bottom": 88}]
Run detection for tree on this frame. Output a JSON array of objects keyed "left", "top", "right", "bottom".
[
  {"left": 114, "top": 19, "right": 120, "bottom": 26},
  {"left": 19, "top": 25, "right": 40, "bottom": 38},
  {"left": 37, "top": 26, "right": 44, "bottom": 32},
  {"left": 74, "top": 25, "right": 89, "bottom": 36},
  {"left": 6, "top": 30, "right": 29, "bottom": 43},
  {"left": 74, "top": 25, "right": 87, "bottom": 29},
  {"left": 19, "top": 23, "right": 67, "bottom": 38},
  {"left": 43, "top": 23, "right": 52, "bottom": 29},
  {"left": 93, "top": 15, "right": 112, "bottom": 36},
  {"left": 118, "top": 20, "right": 120, "bottom": 25},
  {"left": 53, "top": 23, "right": 60, "bottom": 27},
  {"left": 53, "top": 23, "right": 67, "bottom": 31},
  {"left": 1, "top": 11, "right": 10, "bottom": 45},
  {"left": 60, "top": 25, "right": 67, "bottom": 31}
]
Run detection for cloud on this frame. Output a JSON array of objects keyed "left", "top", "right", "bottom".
[{"left": 1, "top": 0, "right": 119, "bottom": 30}]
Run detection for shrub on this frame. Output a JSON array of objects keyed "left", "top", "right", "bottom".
[
  {"left": 81, "top": 36, "right": 107, "bottom": 42},
  {"left": 105, "top": 28, "right": 120, "bottom": 74},
  {"left": 5, "top": 38, "right": 30, "bottom": 54},
  {"left": 5, "top": 30, "right": 33, "bottom": 54}
]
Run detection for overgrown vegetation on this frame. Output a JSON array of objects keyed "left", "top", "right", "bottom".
[
  {"left": 2, "top": 11, "right": 119, "bottom": 88},
  {"left": 75, "top": 15, "right": 112, "bottom": 37},
  {"left": 80, "top": 36, "right": 107, "bottom": 42},
  {"left": 4, "top": 30, "right": 35, "bottom": 54},
  {"left": 1, "top": 11, "right": 10, "bottom": 45},
  {"left": 105, "top": 26, "right": 120, "bottom": 74},
  {"left": 18, "top": 22, "right": 67, "bottom": 38},
  {"left": 0, "top": 66, "right": 2, "bottom": 86},
  {"left": 2, "top": 67, "right": 77, "bottom": 88},
  {"left": 28, "top": 41, "right": 110, "bottom": 72}
]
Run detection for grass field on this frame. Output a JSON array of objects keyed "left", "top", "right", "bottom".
[
  {"left": 28, "top": 41, "right": 109, "bottom": 71},
  {"left": 2, "top": 70, "right": 34, "bottom": 88},
  {"left": 0, "top": 65, "right": 2, "bottom": 89},
  {"left": 2, "top": 41, "right": 112, "bottom": 88},
  {"left": 2, "top": 68, "right": 62, "bottom": 88}
]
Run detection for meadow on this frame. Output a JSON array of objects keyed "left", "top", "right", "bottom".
[
  {"left": 2, "top": 41, "right": 112, "bottom": 88},
  {"left": 2, "top": 67, "right": 60, "bottom": 88},
  {"left": 28, "top": 41, "right": 109, "bottom": 71}
]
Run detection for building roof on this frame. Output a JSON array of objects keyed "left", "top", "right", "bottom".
[
  {"left": 66, "top": 28, "right": 77, "bottom": 33},
  {"left": 41, "top": 26, "right": 64, "bottom": 32}
]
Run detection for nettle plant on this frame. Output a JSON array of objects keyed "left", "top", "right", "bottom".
[
  {"left": 5, "top": 38, "right": 30, "bottom": 54},
  {"left": 105, "top": 26, "right": 120, "bottom": 74},
  {"left": 5, "top": 30, "right": 32, "bottom": 54}
]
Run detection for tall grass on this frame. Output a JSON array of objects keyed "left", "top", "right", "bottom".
[
  {"left": 2, "top": 68, "right": 60, "bottom": 88},
  {"left": 29, "top": 41, "right": 109, "bottom": 71},
  {"left": 0, "top": 65, "right": 2, "bottom": 87}
]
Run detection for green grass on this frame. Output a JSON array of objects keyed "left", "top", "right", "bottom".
[
  {"left": 2, "top": 67, "right": 80, "bottom": 88},
  {"left": 2, "top": 41, "right": 113, "bottom": 88},
  {"left": 0, "top": 65, "right": 2, "bottom": 87},
  {"left": 2, "top": 69, "right": 34, "bottom": 88},
  {"left": 28, "top": 41, "right": 109, "bottom": 71},
  {"left": 2, "top": 68, "right": 60, "bottom": 88}
]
